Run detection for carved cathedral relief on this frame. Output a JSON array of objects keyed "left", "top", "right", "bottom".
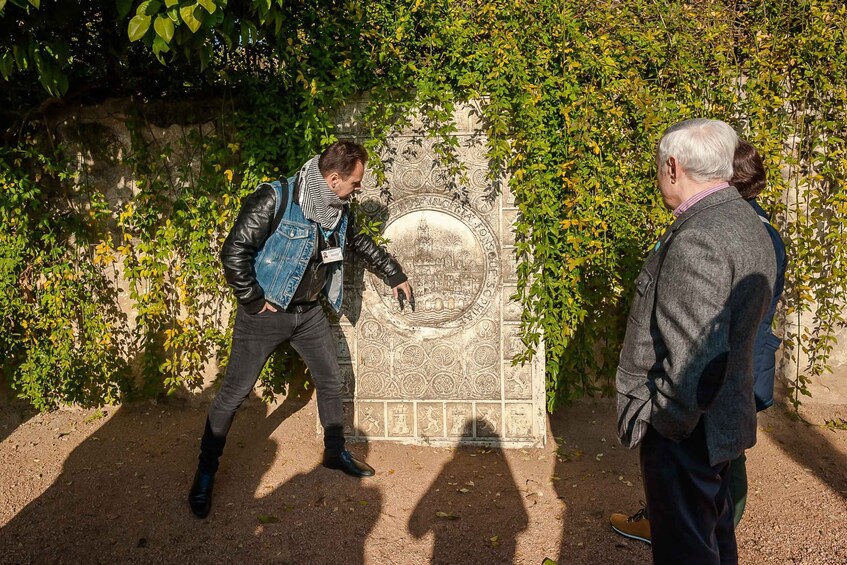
[{"left": 334, "top": 102, "right": 545, "bottom": 447}]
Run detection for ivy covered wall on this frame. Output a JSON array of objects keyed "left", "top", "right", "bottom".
[{"left": 1, "top": 0, "right": 845, "bottom": 412}]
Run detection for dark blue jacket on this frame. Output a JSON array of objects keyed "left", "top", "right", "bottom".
[{"left": 749, "top": 199, "right": 787, "bottom": 412}]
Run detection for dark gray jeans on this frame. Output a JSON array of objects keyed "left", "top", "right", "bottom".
[{"left": 207, "top": 303, "right": 345, "bottom": 438}]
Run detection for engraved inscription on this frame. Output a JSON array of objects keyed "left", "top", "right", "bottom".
[{"left": 505, "top": 404, "right": 533, "bottom": 437}]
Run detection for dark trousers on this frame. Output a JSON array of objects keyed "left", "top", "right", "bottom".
[
  {"left": 198, "top": 304, "right": 345, "bottom": 472},
  {"left": 640, "top": 422, "right": 737, "bottom": 565}
]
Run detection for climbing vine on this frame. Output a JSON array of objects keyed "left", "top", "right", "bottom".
[{"left": 0, "top": 0, "right": 845, "bottom": 411}]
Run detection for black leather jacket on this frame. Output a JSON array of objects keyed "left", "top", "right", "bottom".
[{"left": 221, "top": 183, "right": 407, "bottom": 313}]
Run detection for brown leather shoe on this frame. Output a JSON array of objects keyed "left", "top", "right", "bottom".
[{"left": 610, "top": 506, "right": 651, "bottom": 544}]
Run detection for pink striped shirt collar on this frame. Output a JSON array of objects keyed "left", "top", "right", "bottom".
[{"left": 673, "top": 182, "right": 731, "bottom": 217}]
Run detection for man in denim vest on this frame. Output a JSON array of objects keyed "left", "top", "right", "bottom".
[{"left": 188, "top": 141, "right": 413, "bottom": 519}]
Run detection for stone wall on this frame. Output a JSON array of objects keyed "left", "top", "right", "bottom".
[{"left": 47, "top": 97, "right": 846, "bottom": 442}]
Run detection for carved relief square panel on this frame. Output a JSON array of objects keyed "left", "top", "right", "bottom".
[
  {"left": 504, "top": 362, "right": 533, "bottom": 400},
  {"left": 342, "top": 401, "right": 355, "bottom": 436},
  {"left": 339, "top": 363, "right": 356, "bottom": 400},
  {"left": 416, "top": 402, "right": 445, "bottom": 438},
  {"left": 502, "top": 286, "right": 522, "bottom": 322},
  {"left": 504, "top": 403, "right": 535, "bottom": 438},
  {"left": 474, "top": 403, "right": 502, "bottom": 438},
  {"left": 386, "top": 402, "right": 415, "bottom": 437},
  {"left": 357, "top": 402, "right": 385, "bottom": 438},
  {"left": 445, "top": 403, "right": 474, "bottom": 437},
  {"left": 502, "top": 209, "right": 519, "bottom": 247},
  {"left": 332, "top": 325, "right": 354, "bottom": 363}
]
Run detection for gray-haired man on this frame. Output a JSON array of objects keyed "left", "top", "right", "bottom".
[{"left": 615, "top": 119, "right": 776, "bottom": 564}]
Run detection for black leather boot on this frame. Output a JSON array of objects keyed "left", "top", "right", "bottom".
[
  {"left": 321, "top": 425, "right": 375, "bottom": 477},
  {"left": 188, "top": 469, "right": 215, "bottom": 518},
  {"left": 189, "top": 418, "right": 225, "bottom": 518}
]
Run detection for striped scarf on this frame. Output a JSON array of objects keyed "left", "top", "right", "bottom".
[{"left": 297, "top": 156, "right": 345, "bottom": 230}]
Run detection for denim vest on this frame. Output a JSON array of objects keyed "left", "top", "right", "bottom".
[{"left": 253, "top": 177, "right": 349, "bottom": 312}]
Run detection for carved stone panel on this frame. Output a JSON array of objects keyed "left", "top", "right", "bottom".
[{"left": 335, "top": 102, "right": 545, "bottom": 447}]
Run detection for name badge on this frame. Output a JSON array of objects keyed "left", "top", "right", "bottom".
[{"left": 321, "top": 247, "right": 344, "bottom": 264}]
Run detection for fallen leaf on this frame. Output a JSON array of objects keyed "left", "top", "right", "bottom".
[
  {"left": 435, "top": 511, "right": 458, "bottom": 520},
  {"left": 257, "top": 515, "right": 279, "bottom": 524}
]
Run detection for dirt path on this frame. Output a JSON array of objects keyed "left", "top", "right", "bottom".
[{"left": 1, "top": 394, "right": 845, "bottom": 564}]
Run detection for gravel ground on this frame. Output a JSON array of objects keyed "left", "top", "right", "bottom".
[{"left": 0, "top": 392, "right": 845, "bottom": 564}]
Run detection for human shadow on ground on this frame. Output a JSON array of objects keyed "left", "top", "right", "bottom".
[
  {"left": 0, "top": 380, "right": 318, "bottom": 562},
  {"left": 248, "top": 428, "right": 381, "bottom": 564},
  {"left": 549, "top": 403, "right": 651, "bottom": 565},
  {"left": 408, "top": 419, "right": 529, "bottom": 564},
  {"left": 761, "top": 393, "right": 847, "bottom": 499}
]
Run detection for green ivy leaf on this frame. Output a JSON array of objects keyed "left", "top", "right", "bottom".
[
  {"left": 0, "top": 0, "right": 8, "bottom": 12},
  {"left": 154, "top": 15, "right": 174, "bottom": 43},
  {"left": 136, "top": 0, "right": 161, "bottom": 16},
  {"left": 164, "top": 0, "right": 177, "bottom": 6},
  {"left": 152, "top": 35, "right": 170, "bottom": 64},
  {"left": 27, "top": 0, "right": 38, "bottom": 8},
  {"left": 0, "top": 52, "right": 13, "bottom": 79},
  {"left": 197, "top": 0, "right": 215, "bottom": 14},
  {"left": 128, "top": 14, "right": 151, "bottom": 42},
  {"left": 179, "top": 4, "right": 202, "bottom": 33}
]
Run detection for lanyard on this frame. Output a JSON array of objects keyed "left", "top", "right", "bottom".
[{"left": 319, "top": 225, "right": 336, "bottom": 243}]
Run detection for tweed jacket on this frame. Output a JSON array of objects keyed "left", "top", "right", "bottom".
[{"left": 616, "top": 187, "right": 777, "bottom": 466}]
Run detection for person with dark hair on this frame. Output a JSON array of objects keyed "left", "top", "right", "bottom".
[
  {"left": 610, "top": 138, "right": 787, "bottom": 545},
  {"left": 188, "top": 140, "right": 414, "bottom": 519}
]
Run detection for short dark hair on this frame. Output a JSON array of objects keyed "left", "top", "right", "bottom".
[
  {"left": 732, "top": 140, "right": 766, "bottom": 199},
  {"left": 318, "top": 140, "right": 368, "bottom": 178}
]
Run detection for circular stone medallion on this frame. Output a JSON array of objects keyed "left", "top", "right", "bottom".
[{"left": 367, "top": 194, "right": 499, "bottom": 333}]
